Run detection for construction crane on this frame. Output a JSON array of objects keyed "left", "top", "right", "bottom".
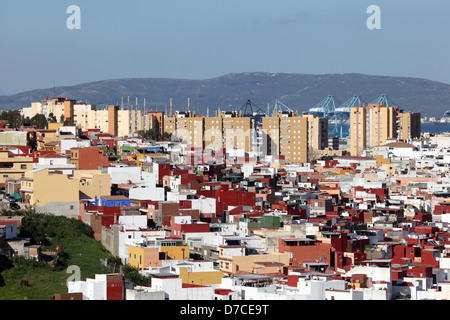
[
  {"left": 239, "top": 99, "right": 266, "bottom": 117},
  {"left": 305, "top": 95, "right": 344, "bottom": 137},
  {"left": 266, "top": 99, "right": 293, "bottom": 116},
  {"left": 371, "top": 94, "right": 398, "bottom": 108},
  {"left": 334, "top": 95, "right": 365, "bottom": 137}
]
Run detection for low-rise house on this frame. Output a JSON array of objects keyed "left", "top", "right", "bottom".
[{"left": 68, "top": 274, "right": 127, "bottom": 300}]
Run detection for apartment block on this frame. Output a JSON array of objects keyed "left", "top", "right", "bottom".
[
  {"left": 174, "top": 111, "right": 204, "bottom": 149},
  {"left": 23, "top": 99, "right": 152, "bottom": 138},
  {"left": 148, "top": 111, "right": 165, "bottom": 136},
  {"left": 280, "top": 114, "right": 308, "bottom": 163},
  {"left": 262, "top": 111, "right": 310, "bottom": 163},
  {"left": 350, "top": 102, "right": 420, "bottom": 156},
  {"left": 397, "top": 110, "right": 421, "bottom": 141},
  {"left": 204, "top": 115, "right": 224, "bottom": 151},
  {"left": 262, "top": 115, "right": 281, "bottom": 156},
  {"left": 303, "top": 114, "right": 329, "bottom": 152},
  {"left": 221, "top": 111, "right": 252, "bottom": 153}
]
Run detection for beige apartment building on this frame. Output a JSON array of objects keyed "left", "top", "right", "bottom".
[
  {"left": 262, "top": 115, "right": 281, "bottom": 156},
  {"left": 262, "top": 111, "right": 318, "bottom": 163},
  {"left": 164, "top": 111, "right": 204, "bottom": 149},
  {"left": 222, "top": 111, "right": 252, "bottom": 153},
  {"left": 166, "top": 110, "right": 253, "bottom": 153},
  {"left": 165, "top": 109, "right": 325, "bottom": 163},
  {"left": 204, "top": 114, "right": 224, "bottom": 151},
  {"left": 279, "top": 114, "right": 309, "bottom": 163},
  {"left": 397, "top": 110, "right": 421, "bottom": 142},
  {"left": 23, "top": 98, "right": 153, "bottom": 138},
  {"left": 22, "top": 97, "right": 75, "bottom": 122},
  {"left": 303, "top": 114, "right": 329, "bottom": 153},
  {"left": 350, "top": 102, "right": 421, "bottom": 156}
]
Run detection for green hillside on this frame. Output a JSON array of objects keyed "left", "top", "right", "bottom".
[{"left": 0, "top": 211, "right": 113, "bottom": 300}]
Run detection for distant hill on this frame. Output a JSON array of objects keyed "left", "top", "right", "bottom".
[{"left": 0, "top": 72, "right": 449, "bottom": 117}]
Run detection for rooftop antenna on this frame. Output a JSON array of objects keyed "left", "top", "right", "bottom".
[
  {"left": 144, "top": 97, "right": 146, "bottom": 114},
  {"left": 127, "top": 96, "right": 130, "bottom": 110},
  {"left": 170, "top": 97, "right": 173, "bottom": 117},
  {"left": 187, "top": 97, "right": 190, "bottom": 112},
  {"left": 136, "top": 96, "right": 138, "bottom": 111}
]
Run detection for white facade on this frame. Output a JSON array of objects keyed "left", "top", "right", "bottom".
[
  {"left": 108, "top": 165, "right": 142, "bottom": 184},
  {"left": 118, "top": 228, "right": 166, "bottom": 264},
  {"left": 60, "top": 139, "right": 91, "bottom": 153},
  {"left": 150, "top": 277, "right": 214, "bottom": 300},
  {"left": 129, "top": 185, "right": 165, "bottom": 202},
  {"left": 68, "top": 274, "right": 109, "bottom": 300},
  {"left": 118, "top": 215, "right": 148, "bottom": 230}
]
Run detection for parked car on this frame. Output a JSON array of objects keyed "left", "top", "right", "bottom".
[
  {"left": 9, "top": 202, "right": 20, "bottom": 210},
  {"left": 7, "top": 196, "right": 16, "bottom": 202},
  {"left": 3, "top": 193, "right": 10, "bottom": 200}
]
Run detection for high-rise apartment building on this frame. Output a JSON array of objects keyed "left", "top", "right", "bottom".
[
  {"left": 204, "top": 112, "right": 224, "bottom": 151},
  {"left": 166, "top": 110, "right": 253, "bottom": 153},
  {"left": 262, "top": 111, "right": 311, "bottom": 163},
  {"left": 23, "top": 98, "right": 154, "bottom": 138},
  {"left": 22, "top": 97, "right": 76, "bottom": 122},
  {"left": 397, "top": 110, "right": 421, "bottom": 142},
  {"left": 303, "top": 114, "right": 329, "bottom": 152},
  {"left": 164, "top": 109, "right": 326, "bottom": 164},
  {"left": 164, "top": 111, "right": 204, "bottom": 149},
  {"left": 279, "top": 113, "right": 309, "bottom": 164},
  {"left": 350, "top": 102, "right": 421, "bottom": 156},
  {"left": 222, "top": 111, "right": 252, "bottom": 154}
]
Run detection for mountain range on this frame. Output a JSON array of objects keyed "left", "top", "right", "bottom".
[{"left": 0, "top": 72, "right": 449, "bottom": 117}]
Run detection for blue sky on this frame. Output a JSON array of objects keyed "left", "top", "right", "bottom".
[{"left": 0, "top": 0, "right": 449, "bottom": 94}]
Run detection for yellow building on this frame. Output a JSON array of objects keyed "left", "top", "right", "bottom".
[
  {"left": 128, "top": 246, "right": 160, "bottom": 270},
  {"left": 218, "top": 246, "right": 289, "bottom": 276},
  {"left": 0, "top": 148, "right": 34, "bottom": 186},
  {"left": 350, "top": 103, "right": 421, "bottom": 156},
  {"left": 261, "top": 111, "right": 315, "bottom": 163},
  {"left": 303, "top": 114, "right": 329, "bottom": 154},
  {"left": 168, "top": 111, "right": 204, "bottom": 149},
  {"left": 178, "top": 267, "right": 224, "bottom": 286},
  {"left": 19, "top": 168, "right": 79, "bottom": 217},
  {"left": 397, "top": 110, "right": 421, "bottom": 141},
  {"left": 262, "top": 115, "right": 280, "bottom": 156},
  {"left": 222, "top": 111, "right": 252, "bottom": 153},
  {"left": 350, "top": 103, "right": 399, "bottom": 156},
  {"left": 204, "top": 115, "right": 224, "bottom": 151},
  {"left": 23, "top": 98, "right": 153, "bottom": 138},
  {"left": 71, "top": 170, "right": 111, "bottom": 200},
  {"left": 22, "top": 97, "right": 75, "bottom": 123},
  {"left": 279, "top": 113, "right": 309, "bottom": 163},
  {"left": 36, "top": 129, "right": 58, "bottom": 151},
  {"left": 128, "top": 239, "right": 190, "bottom": 270}
]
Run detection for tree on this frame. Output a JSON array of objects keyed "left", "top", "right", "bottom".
[
  {"left": 63, "top": 117, "right": 74, "bottom": 126},
  {"left": 30, "top": 114, "right": 48, "bottom": 129},
  {"left": 48, "top": 113, "right": 57, "bottom": 123},
  {"left": 0, "top": 110, "right": 23, "bottom": 129}
]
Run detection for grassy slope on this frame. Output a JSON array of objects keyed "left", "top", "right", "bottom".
[{"left": 0, "top": 212, "right": 113, "bottom": 300}]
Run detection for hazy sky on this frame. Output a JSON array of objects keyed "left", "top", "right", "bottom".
[{"left": 0, "top": 0, "right": 449, "bottom": 94}]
